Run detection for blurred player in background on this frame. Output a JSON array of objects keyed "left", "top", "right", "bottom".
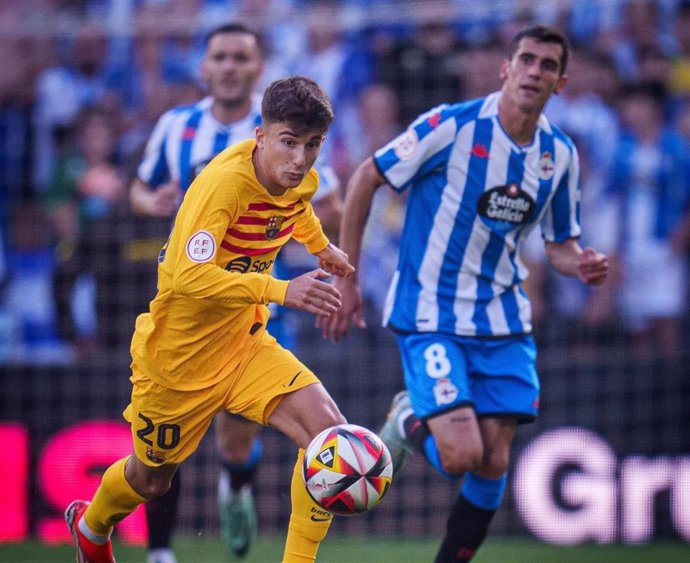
[
  {"left": 129, "top": 24, "right": 342, "bottom": 562},
  {"left": 322, "top": 25, "right": 609, "bottom": 563},
  {"left": 66, "top": 75, "right": 355, "bottom": 563}
]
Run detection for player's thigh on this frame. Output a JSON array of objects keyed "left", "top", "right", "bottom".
[
  {"left": 214, "top": 411, "right": 262, "bottom": 459},
  {"left": 225, "top": 331, "right": 338, "bottom": 441},
  {"left": 125, "top": 366, "right": 221, "bottom": 467},
  {"left": 268, "top": 382, "right": 346, "bottom": 449},
  {"left": 427, "top": 405, "right": 483, "bottom": 462}
]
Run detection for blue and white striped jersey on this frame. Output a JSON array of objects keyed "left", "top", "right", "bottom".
[
  {"left": 137, "top": 94, "right": 338, "bottom": 200},
  {"left": 138, "top": 95, "right": 262, "bottom": 192},
  {"left": 375, "top": 92, "right": 581, "bottom": 337}
]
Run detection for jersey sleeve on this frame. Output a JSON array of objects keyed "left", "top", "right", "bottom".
[
  {"left": 137, "top": 110, "right": 176, "bottom": 188},
  {"left": 372, "top": 104, "right": 457, "bottom": 192},
  {"left": 164, "top": 172, "right": 289, "bottom": 306},
  {"left": 540, "top": 143, "right": 582, "bottom": 243},
  {"left": 291, "top": 202, "right": 330, "bottom": 254}
]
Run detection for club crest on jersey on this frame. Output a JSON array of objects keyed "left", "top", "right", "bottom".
[
  {"left": 538, "top": 151, "right": 555, "bottom": 180},
  {"left": 145, "top": 447, "right": 166, "bottom": 464},
  {"left": 393, "top": 128, "right": 418, "bottom": 160},
  {"left": 433, "top": 378, "right": 458, "bottom": 406},
  {"left": 265, "top": 216, "right": 284, "bottom": 240},
  {"left": 477, "top": 183, "right": 535, "bottom": 234}
]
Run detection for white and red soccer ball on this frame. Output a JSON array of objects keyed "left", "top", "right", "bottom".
[{"left": 302, "top": 423, "right": 393, "bottom": 516}]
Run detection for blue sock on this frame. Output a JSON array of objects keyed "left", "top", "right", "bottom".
[{"left": 461, "top": 472, "right": 507, "bottom": 510}]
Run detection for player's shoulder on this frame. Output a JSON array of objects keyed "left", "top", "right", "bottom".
[
  {"left": 539, "top": 115, "right": 577, "bottom": 153},
  {"left": 154, "top": 97, "right": 208, "bottom": 129},
  {"left": 197, "top": 139, "right": 257, "bottom": 188}
]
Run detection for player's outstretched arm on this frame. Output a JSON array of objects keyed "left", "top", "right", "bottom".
[
  {"left": 545, "top": 239, "right": 609, "bottom": 286},
  {"left": 130, "top": 177, "right": 181, "bottom": 217},
  {"left": 284, "top": 269, "right": 343, "bottom": 317},
  {"left": 320, "top": 157, "right": 386, "bottom": 342}
]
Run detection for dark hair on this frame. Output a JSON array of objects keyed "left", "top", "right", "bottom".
[
  {"left": 262, "top": 76, "right": 334, "bottom": 135},
  {"left": 205, "top": 23, "right": 264, "bottom": 56},
  {"left": 508, "top": 25, "right": 570, "bottom": 75}
]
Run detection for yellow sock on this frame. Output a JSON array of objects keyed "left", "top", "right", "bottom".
[
  {"left": 84, "top": 456, "right": 146, "bottom": 535},
  {"left": 282, "top": 449, "right": 334, "bottom": 563}
]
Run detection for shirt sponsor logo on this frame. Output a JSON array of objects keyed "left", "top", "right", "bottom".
[
  {"left": 186, "top": 230, "right": 216, "bottom": 262},
  {"left": 393, "top": 128, "right": 418, "bottom": 160},
  {"left": 226, "top": 256, "right": 251, "bottom": 273},
  {"left": 477, "top": 183, "right": 535, "bottom": 233}
]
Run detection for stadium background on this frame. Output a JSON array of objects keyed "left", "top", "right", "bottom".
[{"left": 1, "top": 0, "right": 690, "bottom": 558}]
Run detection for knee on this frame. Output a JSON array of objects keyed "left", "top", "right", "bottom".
[
  {"left": 439, "top": 442, "right": 483, "bottom": 477},
  {"left": 129, "top": 471, "right": 174, "bottom": 500},
  {"left": 481, "top": 448, "right": 510, "bottom": 478},
  {"left": 140, "top": 476, "right": 173, "bottom": 499}
]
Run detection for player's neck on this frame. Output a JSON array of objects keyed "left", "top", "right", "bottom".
[
  {"left": 210, "top": 98, "right": 252, "bottom": 126},
  {"left": 497, "top": 96, "right": 542, "bottom": 147},
  {"left": 252, "top": 150, "right": 287, "bottom": 197}
]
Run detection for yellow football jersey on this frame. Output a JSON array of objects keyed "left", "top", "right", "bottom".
[{"left": 131, "top": 139, "right": 329, "bottom": 390}]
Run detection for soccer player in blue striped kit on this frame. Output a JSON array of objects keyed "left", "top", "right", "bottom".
[{"left": 322, "top": 25, "right": 609, "bottom": 562}]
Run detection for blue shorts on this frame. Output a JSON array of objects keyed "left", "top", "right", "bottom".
[{"left": 396, "top": 333, "right": 539, "bottom": 423}]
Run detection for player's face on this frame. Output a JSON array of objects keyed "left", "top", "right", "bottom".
[
  {"left": 254, "top": 122, "right": 325, "bottom": 195},
  {"left": 202, "top": 32, "right": 263, "bottom": 106},
  {"left": 500, "top": 37, "right": 567, "bottom": 113}
]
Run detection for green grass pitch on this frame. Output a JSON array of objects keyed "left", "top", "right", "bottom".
[{"left": 1, "top": 536, "right": 688, "bottom": 562}]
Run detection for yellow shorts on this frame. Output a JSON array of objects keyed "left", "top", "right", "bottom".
[{"left": 123, "top": 330, "right": 320, "bottom": 466}]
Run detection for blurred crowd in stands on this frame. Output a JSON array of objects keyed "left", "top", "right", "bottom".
[{"left": 1, "top": 0, "right": 690, "bottom": 364}]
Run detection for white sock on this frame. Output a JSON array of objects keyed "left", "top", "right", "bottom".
[{"left": 78, "top": 517, "right": 110, "bottom": 545}]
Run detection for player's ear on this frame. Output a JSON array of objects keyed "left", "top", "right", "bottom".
[
  {"left": 255, "top": 125, "right": 265, "bottom": 148},
  {"left": 499, "top": 58, "right": 510, "bottom": 81},
  {"left": 553, "top": 73, "right": 568, "bottom": 95}
]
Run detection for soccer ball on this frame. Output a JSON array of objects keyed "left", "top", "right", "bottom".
[{"left": 303, "top": 423, "right": 393, "bottom": 516}]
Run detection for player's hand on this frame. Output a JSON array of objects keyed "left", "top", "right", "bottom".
[
  {"left": 578, "top": 247, "right": 609, "bottom": 286},
  {"left": 318, "top": 276, "right": 366, "bottom": 343},
  {"left": 144, "top": 181, "right": 181, "bottom": 217},
  {"left": 314, "top": 243, "right": 355, "bottom": 278},
  {"left": 284, "top": 269, "right": 342, "bottom": 317}
]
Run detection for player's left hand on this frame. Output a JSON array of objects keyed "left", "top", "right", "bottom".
[
  {"left": 578, "top": 247, "right": 609, "bottom": 286},
  {"left": 314, "top": 243, "right": 356, "bottom": 278}
]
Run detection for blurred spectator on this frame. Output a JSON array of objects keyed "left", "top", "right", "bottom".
[
  {"left": 603, "top": 82, "right": 690, "bottom": 357},
  {"left": 459, "top": 42, "right": 505, "bottom": 99},
  {"left": 669, "top": 0, "right": 690, "bottom": 99},
  {"left": 375, "top": 0, "right": 466, "bottom": 124},
  {"left": 0, "top": 35, "right": 35, "bottom": 300},
  {"left": 3, "top": 201, "right": 70, "bottom": 363},
  {"left": 41, "top": 105, "right": 127, "bottom": 358},
  {"left": 32, "top": 21, "right": 119, "bottom": 193},
  {"left": 546, "top": 49, "right": 620, "bottom": 179},
  {"left": 288, "top": 0, "right": 372, "bottom": 174},
  {"left": 596, "top": 0, "right": 674, "bottom": 83},
  {"left": 333, "top": 82, "right": 402, "bottom": 180}
]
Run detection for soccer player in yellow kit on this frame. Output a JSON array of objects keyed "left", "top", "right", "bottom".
[{"left": 65, "top": 76, "right": 354, "bottom": 563}]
